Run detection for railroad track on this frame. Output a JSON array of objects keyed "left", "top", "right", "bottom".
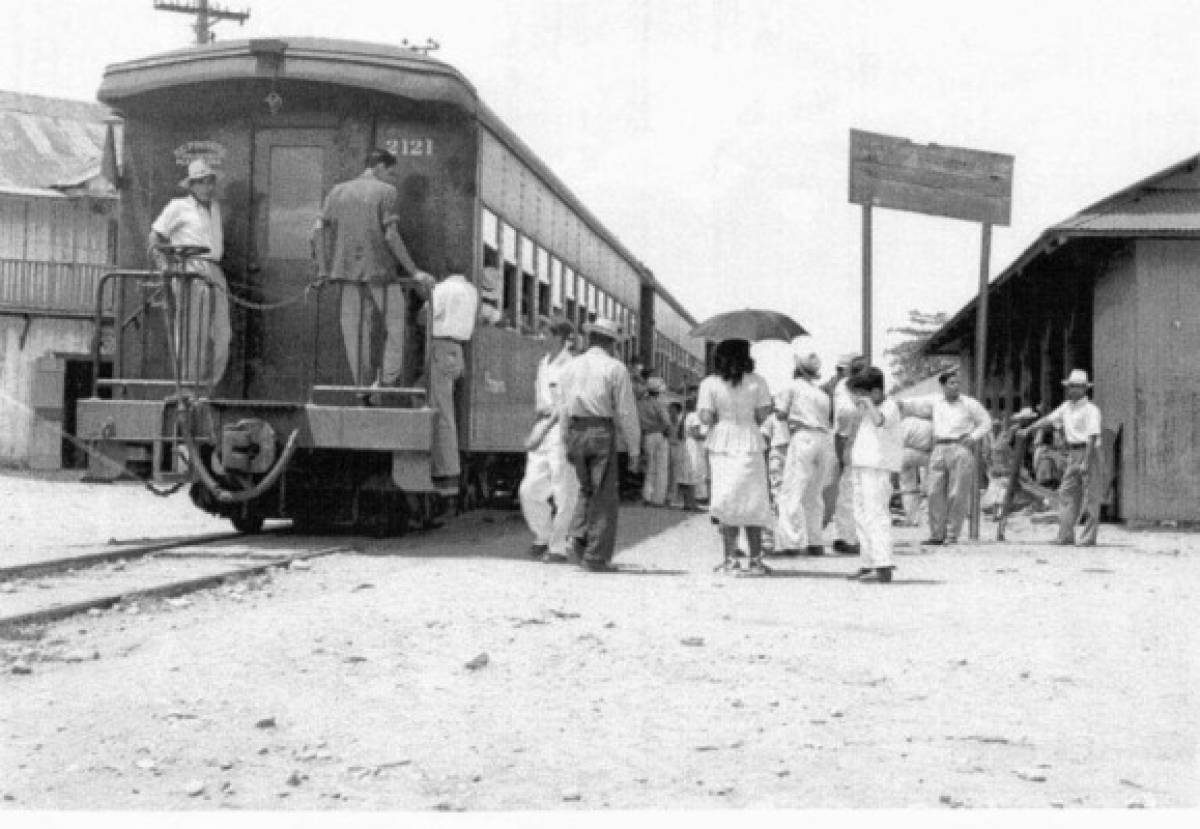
[{"left": 0, "top": 531, "right": 354, "bottom": 631}]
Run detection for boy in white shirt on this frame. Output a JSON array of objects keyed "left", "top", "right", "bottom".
[{"left": 844, "top": 367, "right": 903, "bottom": 582}]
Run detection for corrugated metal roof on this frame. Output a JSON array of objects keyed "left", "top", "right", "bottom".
[
  {"left": 924, "top": 153, "right": 1200, "bottom": 353},
  {"left": 0, "top": 90, "right": 121, "bottom": 192}
]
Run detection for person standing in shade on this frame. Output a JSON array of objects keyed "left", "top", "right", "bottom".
[
  {"left": 844, "top": 367, "right": 903, "bottom": 582},
  {"left": 899, "top": 369, "right": 991, "bottom": 545},
  {"left": 1019, "top": 369, "right": 1104, "bottom": 546},
  {"left": 314, "top": 148, "right": 433, "bottom": 388},
  {"left": 898, "top": 414, "right": 934, "bottom": 527},
  {"left": 427, "top": 270, "right": 479, "bottom": 492},
  {"left": 683, "top": 396, "right": 710, "bottom": 503},
  {"left": 518, "top": 318, "right": 579, "bottom": 563},
  {"left": 697, "top": 339, "right": 775, "bottom": 575},
  {"left": 774, "top": 347, "right": 833, "bottom": 556},
  {"left": 557, "top": 318, "right": 641, "bottom": 571},
  {"left": 148, "top": 158, "right": 231, "bottom": 387},
  {"left": 829, "top": 354, "right": 867, "bottom": 554},
  {"left": 759, "top": 406, "right": 792, "bottom": 554},
  {"left": 638, "top": 376, "right": 672, "bottom": 507}
]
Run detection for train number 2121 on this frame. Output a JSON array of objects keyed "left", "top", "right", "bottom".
[{"left": 386, "top": 138, "right": 434, "bottom": 157}]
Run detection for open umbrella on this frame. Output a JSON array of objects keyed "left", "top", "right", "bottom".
[{"left": 689, "top": 308, "right": 808, "bottom": 343}]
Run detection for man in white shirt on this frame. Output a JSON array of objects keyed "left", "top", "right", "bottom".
[
  {"left": 899, "top": 369, "right": 991, "bottom": 545},
  {"left": 557, "top": 317, "right": 641, "bottom": 571},
  {"left": 828, "top": 354, "right": 867, "bottom": 554},
  {"left": 1020, "top": 369, "right": 1103, "bottom": 545},
  {"left": 899, "top": 415, "right": 934, "bottom": 526},
  {"left": 427, "top": 271, "right": 479, "bottom": 490},
  {"left": 148, "top": 158, "right": 231, "bottom": 387},
  {"left": 845, "top": 367, "right": 903, "bottom": 582},
  {"left": 518, "top": 319, "right": 579, "bottom": 563},
  {"left": 773, "top": 348, "right": 833, "bottom": 556}
]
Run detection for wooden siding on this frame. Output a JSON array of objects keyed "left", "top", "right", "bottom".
[
  {"left": 0, "top": 259, "right": 113, "bottom": 315},
  {"left": 1132, "top": 240, "right": 1200, "bottom": 520},
  {"left": 1092, "top": 245, "right": 1138, "bottom": 518}
]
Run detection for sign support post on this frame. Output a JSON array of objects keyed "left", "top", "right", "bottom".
[{"left": 861, "top": 204, "right": 873, "bottom": 362}]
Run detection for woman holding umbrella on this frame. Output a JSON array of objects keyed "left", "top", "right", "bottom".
[{"left": 696, "top": 338, "right": 775, "bottom": 574}]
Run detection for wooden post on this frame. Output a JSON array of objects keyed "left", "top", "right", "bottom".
[
  {"left": 861, "top": 204, "right": 873, "bottom": 362},
  {"left": 969, "top": 222, "right": 992, "bottom": 541}
]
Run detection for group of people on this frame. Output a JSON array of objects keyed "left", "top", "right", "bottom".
[{"left": 150, "top": 148, "right": 477, "bottom": 494}]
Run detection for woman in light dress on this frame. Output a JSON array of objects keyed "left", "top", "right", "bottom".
[{"left": 696, "top": 339, "right": 774, "bottom": 575}]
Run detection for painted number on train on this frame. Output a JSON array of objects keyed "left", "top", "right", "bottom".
[{"left": 386, "top": 138, "right": 435, "bottom": 157}]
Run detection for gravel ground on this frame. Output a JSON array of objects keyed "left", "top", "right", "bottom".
[{"left": 1, "top": 469, "right": 1197, "bottom": 811}]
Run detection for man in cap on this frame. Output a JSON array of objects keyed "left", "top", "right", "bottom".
[
  {"left": 148, "top": 157, "right": 232, "bottom": 387},
  {"left": 313, "top": 148, "right": 433, "bottom": 389},
  {"left": 827, "top": 353, "right": 868, "bottom": 554},
  {"left": 899, "top": 369, "right": 991, "bottom": 545},
  {"left": 518, "top": 318, "right": 580, "bottom": 563},
  {"left": 557, "top": 317, "right": 641, "bottom": 571},
  {"left": 425, "top": 267, "right": 480, "bottom": 492},
  {"left": 773, "top": 347, "right": 833, "bottom": 555},
  {"left": 1019, "top": 369, "right": 1103, "bottom": 545},
  {"left": 637, "top": 375, "right": 673, "bottom": 507}
]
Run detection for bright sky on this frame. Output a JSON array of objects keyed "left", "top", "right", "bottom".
[{"left": 4, "top": 0, "right": 1200, "bottom": 389}]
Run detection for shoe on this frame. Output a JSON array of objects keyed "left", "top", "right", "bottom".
[
  {"left": 739, "top": 559, "right": 772, "bottom": 577},
  {"left": 529, "top": 543, "right": 550, "bottom": 559},
  {"left": 832, "top": 539, "right": 851, "bottom": 553},
  {"left": 805, "top": 545, "right": 826, "bottom": 557},
  {"left": 876, "top": 566, "right": 895, "bottom": 583},
  {"left": 542, "top": 552, "right": 570, "bottom": 564},
  {"left": 713, "top": 558, "right": 740, "bottom": 573},
  {"left": 849, "top": 567, "right": 874, "bottom": 580},
  {"left": 946, "top": 537, "right": 958, "bottom": 545},
  {"left": 581, "top": 558, "right": 617, "bottom": 573},
  {"left": 732, "top": 549, "right": 748, "bottom": 559},
  {"left": 922, "top": 537, "right": 945, "bottom": 546},
  {"left": 833, "top": 542, "right": 860, "bottom": 556}
]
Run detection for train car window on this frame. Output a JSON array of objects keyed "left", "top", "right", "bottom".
[
  {"left": 501, "top": 221, "right": 518, "bottom": 323},
  {"left": 550, "top": 256, "right": 563, "bottom": 315},
  {"left": 536, "top": 246, "right": 550, "bottom": 318},
  {"left": 519, "top": 236, "right": 535, "bottom": 331},
  {"left": 482, "top": 208, "right": 500, "bottom": 269},
  {"left": 266, "top": 146, "right": 324, "bottom": 259},
  {"left": 563, "top": 265, "right": 575, "bottom": 300}
]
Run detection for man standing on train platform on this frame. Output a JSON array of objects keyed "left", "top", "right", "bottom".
[
  {"left": 518, "top": 318, "right": 580, "bottom": 564},
  {"left": 557, "top": 317, "right": 641, "bottom": 572},
  {"left": 827, "top": 353, "right": 867, "bottom": 555},
  {"left": 898, "top": 413, "right": 934, "bottom": 526},
  {"left": 1018, "top": 369, "right": 1104, "bottom": 546},
  {"left": 313, "top": 148, "right": 433, "bottom": 389},
  {"left": 898, "top": 369, "right": 991, "bottom": 545},
  {"left": 148, "top": 158, "right": 231, "bottom": 387},
  {"left": 638, "top": 375, "right": 672, "bottom": 507},
  {"left": 426, "top": 269, "right": 480, "bottom": 493},
  {"left": 773, "top": 347, "right": 833, "bottom": 556}
]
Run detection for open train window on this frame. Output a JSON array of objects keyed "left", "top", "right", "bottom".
[
  {"left": 520, "top": 236, "right": 535, "bottom": 330},
  {"left": 482, "top": 208, "right": 499, "bottom": 267},
  {"left": 536, "top": 246, "right": 550, "bottom": 319},
  {"left": 550, "top": 257, "right": 563, "bottom": 315},
  {"left": 501, "top": 221, "right": 517, "bottom": 323}
]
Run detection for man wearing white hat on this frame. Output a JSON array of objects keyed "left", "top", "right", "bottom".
[
  {"left": 827, "top": 353, "right": 867, "bottom": 554},
  {"left": 637, "top": 375, "right": 672, "bottom": 507},
  {"left": 148, "top": 157, "right": 231, "bottom": 386},
  {"left": 773, "top": 347, "right": 833, "bottom": 555},
  {"left": 1020, "top": 369, "right": 1103, "bottom": 545},
  {"left": 557, "top": 317, "right": 641, "bottom": 571}
]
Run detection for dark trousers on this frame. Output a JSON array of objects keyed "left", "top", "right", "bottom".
[{"left": 566, "top": 421, "right": 619, "bottom": 563}]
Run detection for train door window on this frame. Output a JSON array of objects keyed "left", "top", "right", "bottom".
[
  {"left": 266, "top": 146, "right": 325, "bottom": 259},
  {"left": 501, "top": 221, "right": 518, "bottom": 327},
  {"left": 536, "top": 246, "right": 550, "bottom": 319},
  {"left": 520, "top": 236, "right": 535, "bottom": 331},
  {"left": 550, "top": 257, "right": 563, "bottom": 316}
]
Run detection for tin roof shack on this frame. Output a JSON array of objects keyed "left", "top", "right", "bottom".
[
  {"left": 0, "top": 91, "right": 120, "bottom": 470},
  {"left": 925, "top": 154, "right": 1200, "bottom": 523}
]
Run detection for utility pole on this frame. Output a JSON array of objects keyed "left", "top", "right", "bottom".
[{"left": 154, "top": 0, "right": 250, "bottom": 45}]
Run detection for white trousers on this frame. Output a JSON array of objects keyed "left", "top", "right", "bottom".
[
  {"left": 172, "top": 260, "right": 230, "bottom": 386},
  {"left": 340, "top": 282, "right": 407, "bottom": 385},
  {"left": 519, "top": 437, "right": 580, "bottom": 555},
  {"left": 775, "top": 430, "right": 831, "bottom": 550},
  {"left": 832, "top": 463, "right": 859, "bottom": 543},
  {"left": 851, "top": 466, "right": 894, "bottom": 568},
  {"left": 641, "top": 432, "right": 670, "bottom": 505}
]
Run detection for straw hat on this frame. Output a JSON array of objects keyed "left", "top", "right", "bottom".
[
  {"left": 178, "top": 158, "right": 218, "bottom": 188},
  {"left": 646, "top": 376, "right": 666, "bottom": 394},
  {"left": 1061, "top": 369, "right": 1093, "bottom": 387},
  {"left": 583, "top": 317, "right": 624, "bottom": 341}
]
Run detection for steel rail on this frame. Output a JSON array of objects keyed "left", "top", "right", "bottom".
[
  {"left": 0, "top": 531, "right": 248, "bottom": 583},
  {"left": 0, "top": 545, "right": 350, "bottom": 631}
]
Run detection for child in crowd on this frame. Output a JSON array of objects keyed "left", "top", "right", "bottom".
[{"left": 844, "top": 367, "right": 903, "bottom": 582}]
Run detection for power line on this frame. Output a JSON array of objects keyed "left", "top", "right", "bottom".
[{"left": 153, "top": 0, "right": 250, "bottom": 45}]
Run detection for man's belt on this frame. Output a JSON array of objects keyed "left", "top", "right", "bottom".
[
  {"left": 433, "top": 336, "right": 468, "bottom": 344},
  {"left": 1067, "top": 442, "right": 1088, "bottom": 449},
  {"left": 934, "top": 438, "right": 963, "bottom": 444},
  {"left": 570, "top": 416, "right": 613, "bottom": 427}
]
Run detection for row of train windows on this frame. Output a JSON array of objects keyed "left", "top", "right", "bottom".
[{"left": 480, "top": 207, "right": 641, "bottom": 361}]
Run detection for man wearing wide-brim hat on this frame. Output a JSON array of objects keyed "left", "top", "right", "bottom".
[
  {"left": 1020, "top": 369, "right": 1104, "bottom": 545},
  {"left": 148, "top": 157, "right": 231, "bottom": 387},
  {"left": 556, "top": 317, "right": 641, "bottom": 571}
]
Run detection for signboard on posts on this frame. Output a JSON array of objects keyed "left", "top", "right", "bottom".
[{"left": 849, "top": 129, "right": 1014, "bottom": 226}]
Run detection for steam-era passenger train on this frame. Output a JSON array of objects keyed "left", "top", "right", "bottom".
[{"left": 79, "top": 38, "right": 706, "bottom": 533}]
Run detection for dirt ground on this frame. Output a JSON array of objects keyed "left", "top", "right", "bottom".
[{"left": 1, "top": 469, "right": 1197, "bottom": 811}]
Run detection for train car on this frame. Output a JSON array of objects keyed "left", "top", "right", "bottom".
[{"left": 78, "top": 37, "right": 706, "bottom": 533}]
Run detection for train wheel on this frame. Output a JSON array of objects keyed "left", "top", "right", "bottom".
[{"left": 231, "top": 511, "right": 265, "bottom": 534}]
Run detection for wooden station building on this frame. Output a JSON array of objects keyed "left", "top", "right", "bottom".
[{"left": 925, "top": 154, "right": 1200, "bottom": 523}]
